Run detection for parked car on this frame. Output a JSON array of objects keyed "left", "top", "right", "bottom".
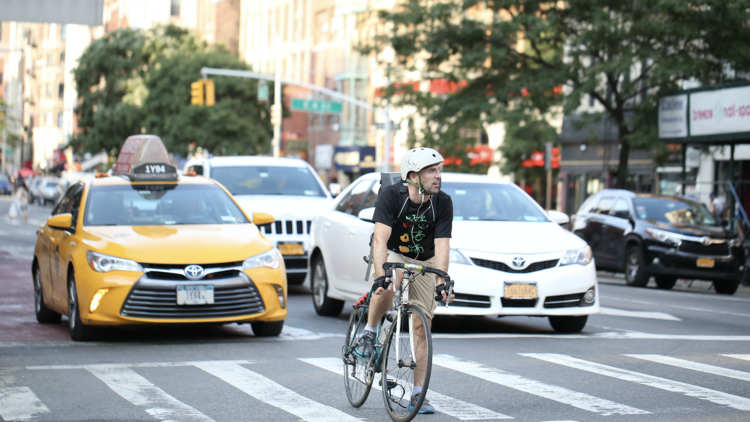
[
  {"left": 0, "top": 175, "right": 12, "bottom": 195},
  {"left": 28, "top": 177, "right": 44, "bottom": 203},
  {"left": 39, "top": 177, "right": 61, "bottom": 206},
  {"left": 571, "top": 189, "right": 744, "bottom": 294},
  {"left": 183, "top": 157, "right": 333, "bottom": 285},
  {"left": 308, "top": 172, "right": 599, "bottom": 333}
]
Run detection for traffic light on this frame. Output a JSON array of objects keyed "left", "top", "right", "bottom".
[
  {"left": 191, "top": 81, "right": 204, "bottom": 106},
  {"left": 204, "top": 79, "right": 215, "bottom": 107},
  {"left": 270, "top": 104, "right": 282, "bottom": 126}
]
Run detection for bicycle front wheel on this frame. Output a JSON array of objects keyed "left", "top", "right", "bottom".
[
  {"left": 381, "top": 305, "right": 432, "bottom": 422},
  {"left": 343, "top": 307, "right": 373, "bottom": 407}
]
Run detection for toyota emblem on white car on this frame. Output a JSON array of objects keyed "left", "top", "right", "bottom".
[
  {"left": 512, "top": 257, "right": 526, "bottom": 268},
  {"left": 184, "top": 265, "right": 205, "bottom": 280}
]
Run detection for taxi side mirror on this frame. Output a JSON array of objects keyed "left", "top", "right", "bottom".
[
  {"left": 253, "top": 212, "right": 275, "bottom": 226},
  {"left": 48, "top": 213, "right": 73, "bottom": 230}
]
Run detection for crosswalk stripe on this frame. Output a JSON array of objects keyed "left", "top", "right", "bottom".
[
  {"left": 300, "top": 357, "right": 512, "bottom": 420},
  {"left": 434, "top": 355, "right": 648, "bottom": 416},
  {"left": 724, "top": 354, "right": 750, "bottom": 363},
  {"left": 627, "top": 354, "right": 750, "bottom": 382},
  {"left": 192, "top": 360, "right": 361, "bottom": 422},
  {"left": 86, "top": 365, "right": 214, "bottom": 421},
  {"left": 522, "top": 353, "right": 750, "bottom": 411},
  {"left": 0, "top": 387, "right": 51, "bottom": 421}
]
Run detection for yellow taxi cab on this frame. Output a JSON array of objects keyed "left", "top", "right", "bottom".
[{"left": 32, "top": 135, "right": 287, "bottom": 341}]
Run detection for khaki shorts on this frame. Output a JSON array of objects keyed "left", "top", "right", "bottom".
[{"left": 371, "top": 250, "right": 437, "bottom": 319}]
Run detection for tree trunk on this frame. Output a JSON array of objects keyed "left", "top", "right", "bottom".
[{"left": 616, "top": 136, "right": 630, "bottom": 189}]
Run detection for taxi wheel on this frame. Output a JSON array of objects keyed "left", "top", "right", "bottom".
[
  {"left": 33, "top": 265, "right": 61, "bottom": 324},
  {"left": 251, "top": 320, "right": 284, "bottom": 337},
  {"left": 311, "top": 255, "right": 344, "bottom": 316},
  {"left": 549, "top": 315, "right": 588, "bottom": 333},
  {"left": 67, "top": 271, "right": 97, "bottom": 342}
]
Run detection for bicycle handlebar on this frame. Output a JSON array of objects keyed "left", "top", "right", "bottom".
[{"left": 382, "top": 262, "right": 454, "bottom": 308}]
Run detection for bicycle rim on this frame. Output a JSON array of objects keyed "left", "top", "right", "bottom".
[
  {"left": 381, "top": 305, "right": 432, "bottom": 422},
  {"left": 343, "top": 308, "right": 372, "bottom": 407}
]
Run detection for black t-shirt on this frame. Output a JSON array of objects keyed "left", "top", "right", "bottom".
[{"left": 373, "top": 184, "right": 453, "bottom": 260}]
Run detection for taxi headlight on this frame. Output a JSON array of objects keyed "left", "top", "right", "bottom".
[
  {"left": 242, "top": 248, "right": 282, "bottom": 270},
  {"left": 87, "top": 251, "right": 144, "bottom": 273},
  {"left": 560, "top": 245, "right": 593, "bottom": 266},
  {"left": 449, "top": 248, "right": 471, "bottom": 265}
]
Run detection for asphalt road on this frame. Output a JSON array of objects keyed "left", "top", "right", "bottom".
[{"left": 1, "top": 196, "right": 750, "bottom": 422}]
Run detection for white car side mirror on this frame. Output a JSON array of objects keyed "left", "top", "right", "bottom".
[
  {"left": 358, "top": 207, "right": 375, "bottom": 222},
  {"left": 329, "top": 183, "right": 341, "bottom": 197},
  {"left": 548, "top": 210, "right": 570, "bottom": 225}
]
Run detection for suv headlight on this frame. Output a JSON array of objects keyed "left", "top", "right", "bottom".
[
  {"left": 242, "top": 248, "right": 282, "bottom": 270},
  {"left": 645, "top": 228, "right": 685, "bottom": 246},
  {"left": 87, "top": 251, "right": 144, "bottom": 273},
  {"left": 560, "top": 245, "right": 593, "bottom": 266},
  {"left": 728, "top": 238, "right": 743, "bottom": 248},
  {"left": 449, "top": 248, "right": 471, "bottom": 265}
]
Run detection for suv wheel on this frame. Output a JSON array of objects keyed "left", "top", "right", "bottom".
[
  {"left": 714, "top": 280, "right": 740, "bottom": 295},
  {"left": 311, "top": 255, "right": 344, "bottom": 316},
  {"left": 655, "top": 276, "right": 677, "bottom": 290},
  {"left": 624, "top": 246, "right": 649, "bottom": 287},
  {"left": 549, "top": 315, "right": 588, "bottom": 333}
]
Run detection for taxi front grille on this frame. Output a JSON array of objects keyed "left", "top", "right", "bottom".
[
  {"left": 121, "top": 283, "right": 265, "bottom": 319},
  {"left": 140, "top": 262, "right": 243, "bottom": 281}
]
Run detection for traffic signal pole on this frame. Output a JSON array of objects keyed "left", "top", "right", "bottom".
[{"left": 273, "top": 36, "right": 281, "bottom": 158}]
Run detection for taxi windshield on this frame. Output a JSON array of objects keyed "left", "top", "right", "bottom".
[
  {"left": 84, "top": 184, "right": 249, "bottom": 226},
  {"left": 442, "top": 182, "right": 549, "bottom": 222},
  {"left": 210, "top": 166, "right": 326, "bottom": 197}
]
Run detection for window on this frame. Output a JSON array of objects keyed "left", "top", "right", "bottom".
[
  {"left": 187, "top": 165, "right": 203, "bottom": 175},
  {"left": 0, "top": 72, "right": 3, "bottom": 84},
  {"left": 49, "top": 23, "right": 57, "bottom": 41},
  {"left": 284, "top": 4, "right": 289, "bottom": 42},
  {"left": 335, "top": 180, "right": 372, "bottom": 215},
  {"left": 170, "top": 0, "right": 180, "bottom": 17},
  {"left": 361, "top": 181, "right": 380, "bottom": 210},
  {"left": 53, "top": 184, "right": 84, "bottom": 229},
  {"left": 58, "top": 83, "right": 64, "bottom": 99},
  {"left": 596, "top": 197, "right": 615, "bottom": 215},
  {"left": 60, "top": 24, "right": 66, "bottom": 41},
  {"left": 315, "top": 10, "right": 327, "bottom": 45},
  {"left": 46, "top": 112, "right": 52, "bottom": 126},
  {"left": 209, "top": 165, "right": 326, "bottom": 197},
  {"left": 59, "top": 52, "right": 65, "bottom": 66},
  {"left": 57, "top": 112, "right": 63, "bottom": 128},
  {"left": 612, "top": 198, "right": 631, "bottom": 219},
  {"left": 47, "top": 53, "right": 53, "bottom": 67},
  {"left": 45, "top": 83, "right": 52, "bottom": 98},
  {"left": 443, "top": 182, "right": 549, "bottom": 222}
]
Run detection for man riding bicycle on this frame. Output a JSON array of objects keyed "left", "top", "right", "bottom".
[{"left": 357, "top": 147, "right": 455, "bottom": 414}]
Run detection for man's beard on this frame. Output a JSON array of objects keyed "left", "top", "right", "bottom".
[{"left": 423, "top": 180, "right": 441, "bottom": 195}]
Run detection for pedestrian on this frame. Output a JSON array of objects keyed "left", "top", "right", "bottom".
[
  {"left": 11, "top": 179, "right": 29, "bottom": 224},
  {"left": 710, "top": 192, "right": 725, "bottom": 226}
]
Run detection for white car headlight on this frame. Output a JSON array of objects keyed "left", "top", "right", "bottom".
[
  {"left": 560, "top": 245, "right": 593, "bottom": 266},
  {"left": 242, "top": 248, "right": 282, "bottom": 270},
  {"left": 645, "top": 228, "right": 685, "bottom": 245},
  {"left": 87, "top": 251, "right": 144, "bottom": 273},
  {"left": 449, "top": 248, "right": 471, "bottom": 265}
]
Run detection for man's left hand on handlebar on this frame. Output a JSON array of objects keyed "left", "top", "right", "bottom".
[{"left": 435, "top": 284, "right": 455, "bottom": 304}]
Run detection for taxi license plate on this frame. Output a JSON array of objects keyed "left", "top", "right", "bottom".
[
  {"left": 177, "top": 285, "right": 214, "bottom": 305},
  {"left": 279, "top": 243, "right": 304, "bottom": 255},
  {"left": 504, "top": 282, "right": 537, "bottom": 299},
  {"left": 696, "top": 258, "right": 715, "bottom": 268}
]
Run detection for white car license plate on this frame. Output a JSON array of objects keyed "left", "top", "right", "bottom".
[
  {"left": 177, "top": 285, "right": 214, "bottom": 305},
  {"left": 504, "top": 282, "right": 538, "bottom": 298}
]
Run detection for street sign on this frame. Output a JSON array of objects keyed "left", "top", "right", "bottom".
[
  {"left": 291, "top": 99, "right": 343, "bottom": 114},
  {"left": 258, "top": 80, "right": 269, "bottom": 102}
]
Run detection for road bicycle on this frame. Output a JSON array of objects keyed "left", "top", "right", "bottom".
[{"left": 342, "top": 262, "right": 453, "bottom": 422}]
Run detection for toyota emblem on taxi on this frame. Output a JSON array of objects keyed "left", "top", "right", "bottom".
[
  {"left": 512, "top": 257, "right": 526, "bottom": 268},
  {"left": 184, "top": 265, "right": 205, "bottom": 280}
]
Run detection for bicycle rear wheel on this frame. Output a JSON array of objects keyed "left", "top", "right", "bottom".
[
  {"left": 343, "top": 306, "right": 373, "bottom": 407},
  {"left": 381, "top": 305, "right": 432, "bottom": 422}
]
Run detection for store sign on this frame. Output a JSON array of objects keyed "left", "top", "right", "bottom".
[
  {"left": 690, "top": 85, "right": 750, "bottom": 137},
  {"left": 658, "top": 94, "right": 688, "bottom": 138}
]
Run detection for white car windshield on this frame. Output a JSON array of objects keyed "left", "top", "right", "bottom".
[
  {"left": 210, "top": 166, "right": 326, "bottom": 197},
  {"left": 84, "top": 184, "right": 249, "bottom": 226},
  {"left": 442, "top": 182, "right": 549, "bottom": 222}
]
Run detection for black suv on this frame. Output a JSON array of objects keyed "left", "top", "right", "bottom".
[{"left": 572, "top": 189, "right": 744, "bottom": 294}]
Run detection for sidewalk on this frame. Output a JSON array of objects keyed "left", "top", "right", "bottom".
[{"left": 597, "top": 271, "right": 750, "bottom": 297}]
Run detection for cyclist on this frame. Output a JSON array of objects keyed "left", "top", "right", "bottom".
[{"left": 357, "top": 147, "right": 455, "bottom": 414}]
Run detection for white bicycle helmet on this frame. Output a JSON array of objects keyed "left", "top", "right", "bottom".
[{"left": 400, "top": 147, "right": 444, "bottom": 182}]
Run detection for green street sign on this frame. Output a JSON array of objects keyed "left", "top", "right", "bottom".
[
  {"left": 257, "top": 82, "right": 269, "bottom": 102},
  {"left": 291, "top": 98, "right": 343, "bottom": 114}
]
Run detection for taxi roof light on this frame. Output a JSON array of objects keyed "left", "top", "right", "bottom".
[{"left": 113, "top": 135, "right": 178, "bottom": 182}]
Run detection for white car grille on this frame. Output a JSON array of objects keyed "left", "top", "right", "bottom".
[{"left": 258, "top": 219, "right": 313, "bottom": 235}]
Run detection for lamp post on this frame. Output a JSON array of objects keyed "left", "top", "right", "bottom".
[{"left": 0, "top": 48, "right": 26, "bottom": 177}]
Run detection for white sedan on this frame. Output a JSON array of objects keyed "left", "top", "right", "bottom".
[{"left": 308, "top": 172, "right": 599, "bottom": 332}]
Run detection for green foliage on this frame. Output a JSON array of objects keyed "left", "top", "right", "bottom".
[
  {"left": 364, "top": 0, "right": 750, "bottom": 187},
  {"left": 72, "top": 24, "right": 271, "bottom": 157},
  {"left": 0, "top": 98, "right": 21, "bottom": 148}
]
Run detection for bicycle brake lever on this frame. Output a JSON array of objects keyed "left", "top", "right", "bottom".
[{"left": 445, "top": 282, "right": 454, "bottom": 308}]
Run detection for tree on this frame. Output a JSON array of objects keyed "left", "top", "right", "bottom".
[
  {"left": 72, "top": 25, "right": 272, "bottom": 157},
  {"left": 364, "top": 0, "right": 750, "bottom": 188}
]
